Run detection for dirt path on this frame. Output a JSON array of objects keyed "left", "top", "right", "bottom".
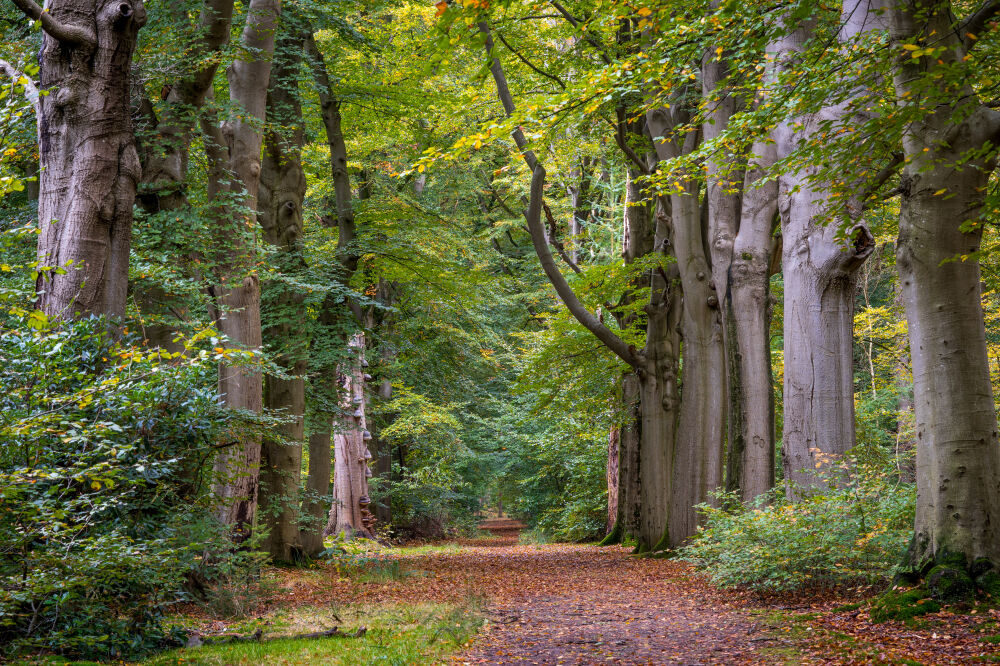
[
  {"left": 262, "top": 537, "right": 999, "bottom": 665},
  {"left": 444, "top": 539, "right": 762, "bottom": 664},
  {"left": 276, "top": 537, "right": 765, "bottom": 664}
]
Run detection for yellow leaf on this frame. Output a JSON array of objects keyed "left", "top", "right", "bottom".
[
  {"left": 91, "top": 481, "right": 101, "bottom": 491},
  {"left": 637, "top": 7, "right": 652, "bottom": 16},
  {"left": 715, "top": 46, "right": 723, "bottom": 57},
  {"left": 934, "top": 188, "right": 947, "bottom": 196},
  {"left": 417, "top": 164, "right": 425, "bottom": 173},
  {"left": 902, "top": 43, "right": 919, "bottom": 50}
]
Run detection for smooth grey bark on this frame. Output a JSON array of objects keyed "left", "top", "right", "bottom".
[
  {"left": 775, "top": 1, "right": 880, "bottom": 494},
  {"left": 257, "top": 31, "right": 308, "bottom": 562},
  {"left": 13, "top": 0, "right": 146, "bottom": 319},
  {"left": 205, "top": 0, "right": 279, "bottom": 538},
  {"left": 728, "top": 140, "right": 778, "bottom": 500},
  {"left": 701, "top": 45, "right": 778, "bottom": 503},
  {"left": 890, "top": 0, "right": 1000, "bottom": 571},
  {"left": 645, "top": 105, "right": 726, "bottom": 548}
]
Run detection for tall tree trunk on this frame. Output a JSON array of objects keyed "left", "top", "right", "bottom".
[
  {"left": 257, "top": 30, "right": 308, "bottom": 562},
  {"left": 205, "top": 0, "right": 279, "bottom": 538},
  {"left": 646, "top": 106, "right": 726, "bottom": 549},
  {"left": 702, "top": 42, "right": 778, "bottom": 503},
  {"left": 775, "top": 2, "right": 879, "bottom": 494},
  {"left": 603, "top": 157, "right": 654, "bottom": 547},
  {"left": 601, "top": 371, "right": 642, "bottom": 545},
  {"left": 700, "top": 49, "right": 741, "bottom": 499},
  {"left": 325, "top": 334, "right": 375, "bottom": 538},
  {"left": 299, "top": 31, "right": 364, "bottom": 553},
  {"left": 890, "top": 0, "right": 1000, "bottom": 576},
  {"left": 728, "top": 140, "right": 778, "bottom": 500},
  {"left": 606, "top": 425, "right": 619, "bottom": 534},
  {"left": 20, "top": 0, "right": 146, "bottom": 319}
]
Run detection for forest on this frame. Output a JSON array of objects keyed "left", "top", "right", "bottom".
[{"left": 2, "top": 0, "right": 1000, "bottom": 663}]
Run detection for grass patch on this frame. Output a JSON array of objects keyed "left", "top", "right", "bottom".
[
  {"left": 145, "top": 599, "right": 483, "bottom": 666},
  {"left": 392, "top": 542, "right": 465, "bottom": 557}
]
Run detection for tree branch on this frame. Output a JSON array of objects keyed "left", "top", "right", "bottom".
[
  {"left": 479, "top": 22, "right": 538, "bottom": 172},
  {"left": 0, "top": 59, "right": 38, "bottom": 114},
  {"left": 542, "top": 201, "right": 582, "bottom": 274},
  {"left": 960, "top": 0, "right": 1000, "bottom": 51},
  {"left": 494, "top": 29, "right": 566, "bottom": 90},
  {"left": 548, "top": 1, "right": 613, "bottom": 65},
  {"left": 482, "top": 19, "right": 637, "bottom": 368},
  {"left": 8, "top": 0, "right": 94, "bottom": 46},
  {"left": 613, "top": 108, "right": 651, "bottom": 174},
  {"left": 525, "top": 165, "right": 639, "bottom": 368}
]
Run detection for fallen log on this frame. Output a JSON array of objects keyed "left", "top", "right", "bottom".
[{"left": 185, "top": 625, "right": 367, "bottom": 648}]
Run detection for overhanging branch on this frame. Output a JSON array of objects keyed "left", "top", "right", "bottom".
[
  {"left": 9, "top": 0, "right": 94, "bottom": 46},
  {"left": 525, "top": 165, "right": 639, "bottom": 368}
]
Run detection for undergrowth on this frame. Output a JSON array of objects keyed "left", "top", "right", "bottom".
[{"left": 680, "top": 461, "right": 915, "bottom": 592}]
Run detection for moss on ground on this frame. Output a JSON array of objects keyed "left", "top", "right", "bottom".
[{"left": 870, "top": 588, "right": 941, "bottom": 623}]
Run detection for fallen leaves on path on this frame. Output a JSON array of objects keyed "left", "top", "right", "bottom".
[{"left": 210, "top": 537, "right": 1000, "bottom": 664}]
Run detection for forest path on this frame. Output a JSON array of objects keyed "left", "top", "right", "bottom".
[
  {"left": 446, "top": 539, "right": 762, "bottom": 664},
  {"left": 263, "top": 537, "right": 1000, "bottom": 664},
  {"left": 281, "top": 537, "right": 765, "bottom": 664}
]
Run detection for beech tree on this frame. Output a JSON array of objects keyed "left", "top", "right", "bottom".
[
  {"left": 258, "top": 28, "right": 309, "bottom": 562},
  {"left": 888, "top": 0, "right": 1000, "bottom": 580},
  {"left": 10, "top": 0, "right": 146, "bottom": 319},
  {"left": 202, "top": 0, "right": 278, "bottom": 536}
]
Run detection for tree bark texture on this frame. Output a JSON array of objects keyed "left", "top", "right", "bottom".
[
  {"left": 647, "top": 106, "right": 725, "bottom": 549},
  {"left": 775, "top": 2, "right": 879, "bottom": 493},
  {"left": 325, "top": 334, "right": 375, "bottom": 538},
  {"left": 257, "top": 31, "right": 308, "bottom": 562},
  {"left": 206, "top": 0, "right": 278, "bottom": 538},
  {"left": 606, "top": 425, "right": 619, "bottom": 534},
  {"left": 29, "top": 0, "right": 146, "bottom": 319},
  {"left": 728, "top": 140, "right": 778, "bottom": 500},
  {"left": 890, "top": 0, "right": 1000, "bottom": 571}
]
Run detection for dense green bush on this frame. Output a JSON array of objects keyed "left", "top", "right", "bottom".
[
  {"left": 0, "top": 310, "right": 260, "bottom": 659},
  {"left": 679, "top": 465, "right": 915, "bottom": 592}
]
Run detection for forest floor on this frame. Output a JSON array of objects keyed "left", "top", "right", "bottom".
[{"left": 150, "top": 535, "right": 1000, "bottom": 665}]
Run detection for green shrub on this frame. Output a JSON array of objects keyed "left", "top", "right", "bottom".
[
  {"left": 0, "top": 310, "right": 262, "bottom": 659},
  {"left": 679, "top": 466, "right": 915, "bottom": 592}
]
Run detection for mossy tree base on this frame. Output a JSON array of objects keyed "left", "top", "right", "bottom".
[
  {"left": 598, "top": 522, "right": 623, "bottom": 546},
  {"left": 871, "top": 552, "right": 1000, "bottom": 622}
]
